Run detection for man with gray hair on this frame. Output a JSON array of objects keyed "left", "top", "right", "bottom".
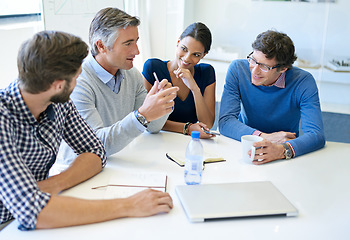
[{"left": 59, "top": 7, "right": 178, "bottom": 163}]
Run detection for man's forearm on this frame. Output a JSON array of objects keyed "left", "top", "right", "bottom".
[
  {"left": 147, "top": 112, "right": 169, "bottom": 133},
  {"left": 36, "top": 195, "right": 129, "bottom": 229},
  {"left": 38, "top": 152, "right": 103, "bottom": 194},
  {"left": 36, "top": 189, "right": 173, "bottom": 229},
  {"left": 260, "top": 131, "right": 296, "bottom": 144}
]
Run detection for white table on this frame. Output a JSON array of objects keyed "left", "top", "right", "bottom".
[{"left": 1, "top": 131, "right": 350, "bottom": 239}]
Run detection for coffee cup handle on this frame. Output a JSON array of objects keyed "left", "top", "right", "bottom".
[{"left": 250, "top": 146, "right": 256, "bottom": 161}]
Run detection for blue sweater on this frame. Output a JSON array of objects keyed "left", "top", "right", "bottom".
[{"left": 219, "top": 59, "right": 325, "bottom": 157}]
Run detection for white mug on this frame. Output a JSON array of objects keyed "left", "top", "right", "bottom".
[{"left": 241, "top": 135, "right": 263, "bottom": 163}]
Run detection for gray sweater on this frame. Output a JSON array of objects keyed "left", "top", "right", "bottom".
[{"left": 58, "top": 57, "right": 168, "bottom": 164}]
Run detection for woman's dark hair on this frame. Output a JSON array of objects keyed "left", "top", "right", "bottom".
[
  {"left": 180, "top": 22, "right": 212, "bottom": 53},
  {"left": 252, "top": 30, "right": 297, "bottom": 69}
]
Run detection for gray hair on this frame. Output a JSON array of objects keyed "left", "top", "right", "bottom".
[{"left": 89, "top": 7, "right": 140, "bottom": 57}]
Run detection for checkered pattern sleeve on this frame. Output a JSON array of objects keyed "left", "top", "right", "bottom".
[
  {"left": 62, "top": 101, "right": 107, "bottom": 167},
  {"left": 0, "top": 109, "right": 51, "bottom": 230}
]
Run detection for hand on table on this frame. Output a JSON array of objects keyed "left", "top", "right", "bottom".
[
  {"left": 126, "top": 189, "right": 173, "bottom": 217},
  {"left": 188, "top": 122, "right": 215, "bottom": 139},
  {"left": 249, "top": 139, "right": 285, "bottom": 165},
  {"left": 260, "top": 131, "right": 296, "bottom": 144}
]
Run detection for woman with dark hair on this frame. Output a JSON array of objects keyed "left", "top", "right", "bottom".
[{"left": 143, "top": 22, "right": 216, "bottom": 138}]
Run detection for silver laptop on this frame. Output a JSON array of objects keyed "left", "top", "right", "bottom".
[{"left": 176, "top": 181, "right": 298, "bottom": 222}]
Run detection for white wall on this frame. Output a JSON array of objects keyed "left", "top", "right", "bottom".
[
  {"left": 185, "top": 0, "right": 350, "bottom": 62},
  {"left": 0, "top": 20, "right": 43, "bottom": 89},
  {"left": 182, "top": 0, "right": 350, "bottom": 113},
  {"left": 1, "top": 0, "right": 349, "bottom": 113},
  {"left": 146, "top": 0, "right": 185, "bottom": 61}
]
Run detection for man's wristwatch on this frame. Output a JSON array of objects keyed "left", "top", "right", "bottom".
[
  {"left": 134, "top": 110, "right": 149, "bottom": 128},
  {"left": 282, "top": 143, "right": 293, "bottom": 160}
]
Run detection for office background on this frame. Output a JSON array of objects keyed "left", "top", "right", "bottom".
[{"left": 0, "top": 0, "right": 349, "bottom": 142}]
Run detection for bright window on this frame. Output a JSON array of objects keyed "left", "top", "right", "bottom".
[{"left": 0, "top": 0, "right": 41, "bottom": 17}]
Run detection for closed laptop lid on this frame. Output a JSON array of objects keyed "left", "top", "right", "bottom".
[{"left": 176, "top": 181, "right": 298, "bottom": 223}]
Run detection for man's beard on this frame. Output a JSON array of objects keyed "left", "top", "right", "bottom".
[{"left": 50, "top": 81, "right": 72, "bottom": 104}]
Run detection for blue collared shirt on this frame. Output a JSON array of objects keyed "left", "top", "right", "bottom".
[
  {"left": 0, "top": 81, "right": 106, "bottom": 230},
  {"left": 89, "top": 55, "right": 124, "bottom": 94}
]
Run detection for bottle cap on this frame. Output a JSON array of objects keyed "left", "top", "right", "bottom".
[{"left": 191, "top": 131, "right": 200, "bottom": 139}]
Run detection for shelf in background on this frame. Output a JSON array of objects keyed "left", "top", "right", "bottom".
[
  {"left": 304, "top": 67, "right": 350, "bottom": 85},
  {"left": 201, "top": 59, "right": 350, "bottom": 114},
  {"left": 321, "top": 102, "right": 350, "bottom": 115},
  {"left": 326, "top": 58, "right": 350, "bottom": 72}
]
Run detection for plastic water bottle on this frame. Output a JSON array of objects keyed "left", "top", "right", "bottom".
[{"left": 184, "top": 131, "right": 204, "bottom": 185}]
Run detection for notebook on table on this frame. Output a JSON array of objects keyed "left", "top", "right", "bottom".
[
  {"left": 176, "top": 181, "right": 298, "bottom": 223},
  {"left": 92, "top": 172, "right": 167, "bottom": 199},
  {"left": 166, "top": 151, "right": 225, "bottom": 167}
]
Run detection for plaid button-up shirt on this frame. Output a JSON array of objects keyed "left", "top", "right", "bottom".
[{"left": 0, "top": 81, "right": 106, "bottom": 230}]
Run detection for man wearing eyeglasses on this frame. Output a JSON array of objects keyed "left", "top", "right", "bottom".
[{"left": 219, "top": 30, "right": 325, "bottom": 164}]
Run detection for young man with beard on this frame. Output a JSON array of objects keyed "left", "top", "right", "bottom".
[{"left": 0, "top": 31, "right": 173, "bottom": 231}]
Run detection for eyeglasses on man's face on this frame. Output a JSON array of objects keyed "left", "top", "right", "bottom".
[{"left": 246, "top": 52, "right": 281, "bottom": 72}]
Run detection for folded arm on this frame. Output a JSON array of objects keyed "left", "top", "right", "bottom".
[
  {"left": 219, "top": 64, "right": 256, "bottom": 139},
  {"left": 162, "top": 120, "right": 214, "bottom": 139},
  {"left": 38, "top": 153, "right": 102, "bottom": 195},
  {"left": 285, "top": 77, "right": 325, "bottom": 157}
]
